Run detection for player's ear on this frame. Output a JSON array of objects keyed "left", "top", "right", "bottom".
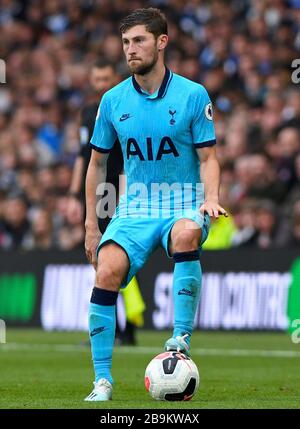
[{"left": 157, "top": 34, "right": 168, "bottom": 51}]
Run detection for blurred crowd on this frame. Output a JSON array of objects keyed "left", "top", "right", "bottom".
[{"left": 0, "top": 0, "right": 299, "bottom": 251}]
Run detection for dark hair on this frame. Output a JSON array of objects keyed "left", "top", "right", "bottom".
[
  {"left": 91, "top": 58, "right": 115, "bottom": 71},
  {"left": 119, "top": 7, "right": 168, "bottom": 38}
]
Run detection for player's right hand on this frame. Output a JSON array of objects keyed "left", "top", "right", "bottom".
[{"left": 85, "top": 227, "right": 102, "bottom": 270}]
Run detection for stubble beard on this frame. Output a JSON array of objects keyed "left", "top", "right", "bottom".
[{"left": 128, "top": 51, "right": 159, "bottom": 76}]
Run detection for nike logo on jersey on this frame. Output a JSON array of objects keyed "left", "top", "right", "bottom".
[
  {"left": 178, "top": 288, "right": 195, "bottom": 297},
  {"left": 90, "top": 326, "right": 105, "bottom": 337},
  {"left": 120, "top": 113, "right": 132, "bottom": 122}
]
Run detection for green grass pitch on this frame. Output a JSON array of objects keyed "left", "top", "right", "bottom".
[{"left": 0, "top": 329, "right": 300, "bottom": 409}]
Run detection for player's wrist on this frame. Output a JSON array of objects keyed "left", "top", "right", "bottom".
[
  {"left": 85, "top": 221, "right": 99, "bottom": 232},
  {"left": 204, "top": 196, "right": 219, "bottom": 203}
]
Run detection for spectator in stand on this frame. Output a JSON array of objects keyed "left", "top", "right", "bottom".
[
  {"left": 255, "top": 200, "right": 281, "bottom": 249},
  {"left": 290, "top": 201, "right": 300, "bottom": 246},
  {"left": 247, "top": 154, "right": 287, "bottom": 203},
  {"left": 24, "top": 207, "right": 55, "bottom": 250},
  {"left": 275, "top": 127, "right": 300, "bottom": 191},
  {"left": 0, "top": 193, "right": 30, "bottom": 249},
  {"left": 231, "top": 200, "right": 258, "bottom": 247}
]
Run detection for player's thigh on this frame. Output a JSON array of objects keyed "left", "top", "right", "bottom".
[
  {"left": 168, "top": 218, "right": 202, "bottom": 256},
  {"left": 97, "top": 242, "right": 130, "bottom": 288},
  {"left": 98, "top": 211, "right": 162, "bottom": 287}
]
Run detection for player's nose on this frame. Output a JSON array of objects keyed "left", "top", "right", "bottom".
[{"left": 127, "top": 42, "right": 137, "bottom": 55}]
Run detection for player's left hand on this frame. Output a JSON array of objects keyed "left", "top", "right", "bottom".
[
  {"left": 85, "top": 227, "right": 102, "bottom": 270},
  {"left": 199, "top": 200, "right": 228, "bottom": 219}
]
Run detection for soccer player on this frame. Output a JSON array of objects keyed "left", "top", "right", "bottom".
[{"left": 84, "top": 8, "right": 227, "bottom": 401}]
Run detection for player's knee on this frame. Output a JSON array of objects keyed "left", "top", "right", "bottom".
[
  {"left": 96, "top": 265, "right": 120, "bottom": 291},
  {"left": 172, "top": 229, "right": 201, "bottom": 253}
]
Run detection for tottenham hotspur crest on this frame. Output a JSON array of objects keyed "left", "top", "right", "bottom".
[{"left": 169, "top": 109, "right": 176, "bottom": 125}]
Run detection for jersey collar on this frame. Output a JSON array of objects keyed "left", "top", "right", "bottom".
[{"left": 132, "top": 67, "right": 173, "bottom": 99}]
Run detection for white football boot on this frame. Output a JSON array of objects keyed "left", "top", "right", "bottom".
[
  {"left": 164, "top": 334, "right": 190, "bottom": 356},
  {"left": 84, "top": 378, "right": 113, "bottom": 401}
]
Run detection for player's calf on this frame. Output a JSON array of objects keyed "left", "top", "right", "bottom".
[
  {"left": 168, "top": 220, "right": 203, "bottom": 357},
  {"left": 87, "top": 242, "right": 130, "bottom": 398}
]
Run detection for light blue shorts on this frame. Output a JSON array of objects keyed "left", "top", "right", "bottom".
[{"left": 97, "top": 209, "right": 210, "bottom": 288}]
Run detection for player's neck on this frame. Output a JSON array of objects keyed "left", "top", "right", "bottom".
[{"left": 134, "top": 63, "right": 166, "bottom": 95}]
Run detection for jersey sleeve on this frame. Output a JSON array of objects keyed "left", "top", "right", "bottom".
[
  {"left": 90, "top": 93, "right": 117, "bottom": 153},
  {"left": 191, "top": 86, "right": 216, "bottom": 148}
]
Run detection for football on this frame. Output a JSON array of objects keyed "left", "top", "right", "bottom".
[{"left": 144, "top": 351, "right": 200, "bottom": 401}]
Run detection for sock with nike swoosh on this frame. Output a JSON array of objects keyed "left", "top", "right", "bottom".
[
  {"left": 89, "top": 287, "right": 118, "bottom": 384},
  {"left": 172, "top": 251, "right": 202, "bottom": 347}
]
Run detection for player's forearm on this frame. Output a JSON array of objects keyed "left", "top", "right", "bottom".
[
  {"left": 201, "top": 157, "right": 220, "bottom": 202},
  {"left": 85, "top": 156, "right": 107, "bottom": 230},
  {"left": 70, "top": 157, "right": 84, "bottom": 195}
]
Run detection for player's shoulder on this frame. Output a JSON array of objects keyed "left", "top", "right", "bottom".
[
  {"left": 172, "top": 73, "right": 209, "bottom": 97},
  {"left": 102, "top": 77, "right": 132, "bottom": 102}
]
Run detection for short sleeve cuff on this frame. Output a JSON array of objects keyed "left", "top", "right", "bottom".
[
  {"left": 194, "top": 139, "right": 216, "bottom": 148},
  {"left": 89, "top": 143, "right": 112, "bottom": 153}
]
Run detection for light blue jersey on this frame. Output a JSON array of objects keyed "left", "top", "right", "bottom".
[
  {"left": 90, "top": 68, "right": 216, "bottom": 213},
  {"left": 90, "top": 68, "right": 215, "bottom": 285}
]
